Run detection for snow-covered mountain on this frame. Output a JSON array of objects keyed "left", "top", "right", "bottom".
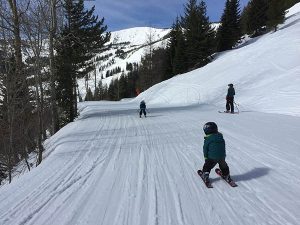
[
  {"left": 1, "top": 4, "right": 300, "bottom": 225},
  {"left": 77, "top": 27, "right": 170, "bottom": 96}
]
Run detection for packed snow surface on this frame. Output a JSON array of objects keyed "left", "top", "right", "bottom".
[
  {"left": 1, "top": 101, "right": 300, "bottom": 225},
  {"left": 1, "top": 3, "right": 300, "bottom": 225}
]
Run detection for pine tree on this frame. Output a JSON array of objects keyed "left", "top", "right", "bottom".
[
  {"left": 284, "top": 0, "right": 300, "bottom": 9},
  {"left": 85, "top": 87, "right": 93, "bottom": 101},
  {"left": 56, "top": 0, "right": 110, "bottom": 125},
  {"left": 165, "top": 18, "right": 180, "bottom": 79},
  {"left": 246, "top": 0, "right": 269, "bottom": 36},
  {"left": 165, "top": 17, "right": 187, "bottom": 78},
  {"left": 217, "top": 0, "right": 242, "bottom": 51},
  {"left": 173, "top": 32, "right": 187, "bottom": 74},
  {"left": 108, "top": 79, "right": 118, "bottom": 100},
  {"left": 127, "top": 65, "right": 139, "bottom": 97},
  {"left": 240, "top": 3, "right": 251, "bottom": 35},
  {"left": 118, "top": 74, "right": 128, "bottom": 100},
  {"left": 267, "top": 0, "right": 286, "bottom": 31},
  {"left": 181, "top": 0, "right": 215, "bottom": 69},
  {"left": 94, "top": 86, "right": 100, "bottom": 100},
  {"left": 195, "top": 1, "right": 216, "bottom": 67}
]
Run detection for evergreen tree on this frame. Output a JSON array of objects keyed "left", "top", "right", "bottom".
[
  {"left": 181, "top": 0, "right": 200, "bottom": 69},
  {"left": 195, "top": 1, "right": 216, "bottom": 67},
  {"left": 96, "top": 81, "right": 108, "bottom": 100},
  {"left": 267, "top": 0, "right": 286, "bottom": 31},
  {"left": 85, "top": 87, "right": 94, "bottom": 101},
  {"left": 246, "top": 0, "right": 269, "bottom": 36},
  {"left": 165, "top": 18, "right": 179, "bottom": 79},
  {"left": 56, "top": 0, "right": 110, "bottom": 125},
  {"left": 217, "top": 0, "right": 242, "bottom": 51},
  {"left": 108, "top": 79, "right": 118, "bottom": 100},
  {"left": 181, "top": 0, "right": 215, "bottom": 69},
  {"left": 240, "top": 3, "right": 251, "bottom": 35},
  {"left": 284, "top": 0, "right": 300, "bottom": 9},
  {"left": 126, "top": 65, "right": 139, "bottom": 97},
  {"left": 173, "top": 32, "right": 187, "bottom": 74},
  {"left": 150, "top": 48, "right": 168, "bottom": 84},
  {"left": 165, "top": 18, "right": 187, "bottom": 78},
  {"left": 94, "top": 86, "right": 100, "bottom": 100},
  {"left": 118, "top": 73, "right": 128, "bottom": 100}
]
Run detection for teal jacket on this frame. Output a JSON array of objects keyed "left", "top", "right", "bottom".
[{"left": 203, "top": 133, "right": 226, "bottom": 160}]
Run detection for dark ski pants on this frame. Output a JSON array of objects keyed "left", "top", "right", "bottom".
[
  {"left": 140, "top": 109, "right": 146, "bottom": 117},
  {"left": 226, "top": 97, "right": 234, "bottom": 113},
  {"left": 202, "top": 158, "right": 230, "bottom": 176}
]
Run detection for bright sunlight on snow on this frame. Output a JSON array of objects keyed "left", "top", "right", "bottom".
[{"left": 0, "top": 3, "right": 300, "bottom": 225}]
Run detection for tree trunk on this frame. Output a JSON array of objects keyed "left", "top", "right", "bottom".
[
  {"left": 7, "top": 0, "right": 24, "bottom": 183},
  {"left": 49, "top": 0, "right": 59, "bottom": 133}
]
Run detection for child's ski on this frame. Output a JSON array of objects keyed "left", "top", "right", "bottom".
[
  {"left": 197, "top": 170, "right": 213, "bottom": 188},
  {"left": 215, "top": 168, "right": 238, "bottom": 187}
]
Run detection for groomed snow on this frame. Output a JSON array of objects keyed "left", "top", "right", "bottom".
[{"left": 0, "top": 3, "right": 300, "bottom": 225}]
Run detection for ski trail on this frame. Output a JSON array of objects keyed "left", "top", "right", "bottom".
[{"left": 1, "top": 103, "right": 300, "bottom": 225}]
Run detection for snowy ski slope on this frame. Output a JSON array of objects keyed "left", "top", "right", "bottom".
[
  {"left": 0, "top": 102, "right": 299, "bottom": 225},
  {"left": 135, "top": 4, "right": 300, "bottom": 117},
  {"left": 0, "top": 3, "right": 300, "bottom": 225}
]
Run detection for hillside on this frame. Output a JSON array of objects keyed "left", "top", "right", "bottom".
[
  {"left": 0, "top": 4, "right": 300, "bottom": 225},
  {"left": 135, "top": 4, "right": 300, "bottom": 117},
  {"left": 77, "top": 27, "right": 170, "bottom": 97}
]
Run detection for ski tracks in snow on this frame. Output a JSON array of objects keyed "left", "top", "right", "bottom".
[{"left": 1, "top": 104, "right": 300, "bottom": 225}]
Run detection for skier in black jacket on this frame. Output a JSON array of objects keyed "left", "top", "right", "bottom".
[
  {"left": 139, "top": 100, "right": 146, "bottom": 118},
  {"left": 226, "top": 84, "right": 235, "bottom": 113}
]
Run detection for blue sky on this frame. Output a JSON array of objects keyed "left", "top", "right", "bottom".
[{"left": 86, "top": 0, "right": 250, "bottom": 31}]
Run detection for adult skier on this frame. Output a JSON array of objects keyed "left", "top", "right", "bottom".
[
  {"left": 199, "top": 122, "right": 232, "bottom": 184},
  {"left": 139, "top": 100, "right": 146, "bottom": 118},
  {"left": 226, "top": 83, "right": 235, "bottom": 113}
]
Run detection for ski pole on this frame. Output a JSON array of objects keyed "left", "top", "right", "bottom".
[{"left": 234, "top": 101, "right": 240, "bottom": 113}]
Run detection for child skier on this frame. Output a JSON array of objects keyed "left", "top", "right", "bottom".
[
  {"left": 199, "top": 122, "right": 232, "bottom": 183},
  {"left": 139, "top": 100, "right": 147, "bottom": 118}
]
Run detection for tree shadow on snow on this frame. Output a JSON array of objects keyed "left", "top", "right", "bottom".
[{"left": 231, "top": 167, "right": 271, "bottom": 182}]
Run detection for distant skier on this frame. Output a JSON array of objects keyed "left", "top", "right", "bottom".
[
  {"left": 199, "top": 122, "right": 232, "bottom": 183},
  {"left": 139, "top": 100, "right": 147, "bottom": 118},
  {"left": 226, "top": 83, "right": 235, "bottom": 113}
]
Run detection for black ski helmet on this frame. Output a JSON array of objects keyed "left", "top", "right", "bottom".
[
  {"left": 203, "top": 122, "right": 218, "bottom": 135},
  {"left": 228, "top": 83, "right": 233, "bottom": 87}
]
